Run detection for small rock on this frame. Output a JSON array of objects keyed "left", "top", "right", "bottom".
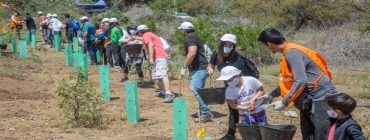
[
  {"left": 9, "top": 127, "right": 15, "bottom": 131},
  {"left": 284, "top": 110, "right": 298, "bottom": 118}
]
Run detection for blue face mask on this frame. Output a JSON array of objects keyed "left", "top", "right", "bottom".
[{"left": 224, "top": 46, "right": 233, "bottom": 53}]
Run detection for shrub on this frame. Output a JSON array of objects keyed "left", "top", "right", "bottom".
[{"left": 55, "top": 69, "right": 104, "bottom": 128}]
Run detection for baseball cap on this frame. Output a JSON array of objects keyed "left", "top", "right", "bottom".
[
  {"left": 79, "top": 16, "right": 88, "bottom": 20},
  {"left": 178, "top": 22, "right": 194, "bottom": 30},
  {"left": 101, "top": 18, "right": 109, "bottom": 22},
  {"left": 109, "top": 18, "right": 118, "bottom": 23},
  {"left": 52, "top": 14, "right": 57, "bottom": 17},
  {"left": 37, "top": 11, "right": 43, "bottom": 14},
  {"left": 216, "top": 66, "right": 241, "bottom": 81},
  {"left": 46, "top": 13, "right": 51, "bottom": 18},
  {"left": 220, "top": 34, "right": 237, "bottom": 44},
  {"left": 138, "top": 25, "right": 148, "bottom": 31}
]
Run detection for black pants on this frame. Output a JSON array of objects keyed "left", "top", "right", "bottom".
[
  {"left": 227, "top": 104, "right": 239, "bottom": 136},
  {"left": 100, "top": 45, "right": 107, "bottom": 65},
  {"left": 123, "top": 57, "right": 144, "bottom": 78},
  {"left": 119, "top": 45, "right": 127, "bottom": 69},
  {"left": 106, "top": 44, "right": 120, "bottom": 67},
  {"left": 66, "top": 32, "right": 73, "bottom": 44},
  {"left": 300, "top": 100, "right": 329, "bottom": 140}
]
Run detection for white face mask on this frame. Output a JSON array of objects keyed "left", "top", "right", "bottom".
[
  {"left": 227, "top": 77, "right": 240, "bottom": 87},
  {"left": 224, "top": 46, "right": 233, "bottom": 53},
  {"left": 327, "top": 109, "right": 338, "bottom": 118},
  {"left": 129, "top": 29, "right": 138, "bottom": 34}
]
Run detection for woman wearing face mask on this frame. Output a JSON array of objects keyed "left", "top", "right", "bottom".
[
  {"left": 207, "top": 34, "right": 260, "bottom": 140},
  {"left": 118, "top": 25, "right": 146, "bottom": 87}
]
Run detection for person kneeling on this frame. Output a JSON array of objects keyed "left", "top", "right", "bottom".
[{"left": 217, "top": 66, "right": 268, "bottom": 124}]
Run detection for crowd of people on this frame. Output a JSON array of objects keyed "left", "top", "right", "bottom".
[{"left": 9, "top": 11, "right": 367, "bottom": 140}]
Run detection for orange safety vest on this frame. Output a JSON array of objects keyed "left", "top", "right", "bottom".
[
  {"left": 279, "top": 43, "right": 332, "bottom": 105},
  {"left": 10, "top": 15, "right": 21, "bottom": 28}
]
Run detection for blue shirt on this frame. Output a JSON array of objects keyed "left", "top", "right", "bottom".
[{"left": 82, "top": 22, "right": 96, "bottom": 41}]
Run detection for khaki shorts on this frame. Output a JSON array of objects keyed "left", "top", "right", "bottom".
[{"left": 152, "top": 57, "right": 169, "bottom": 79}]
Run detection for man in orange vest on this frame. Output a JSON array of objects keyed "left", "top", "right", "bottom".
[
  {"left": 257, "top": 28, "right": 338, "bottom": 140},
  {"left": 10, "top": 12, "right": 21, "bottom": 39}
]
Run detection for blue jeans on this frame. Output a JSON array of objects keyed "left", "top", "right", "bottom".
[
  {"left": 29, "top": 28, "right": 36, "bottom": 41},
  {"left": 84, "top": 40, "right": 97, "bottom": 63},
  {"left": 190, "top": 70, "right": 210, "bottom": 114}
]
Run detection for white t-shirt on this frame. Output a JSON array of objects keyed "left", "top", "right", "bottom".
[
  {"left": 225, "top": 76, "right": 264, "bottom": 114},
  {"left": 50, "top": 18, "right": 62, "bottom": 31}
]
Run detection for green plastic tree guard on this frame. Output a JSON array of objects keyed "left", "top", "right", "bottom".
[
  {"left": 173, "top": 98, "right": 188, "bottom": 140},
  {"left": 31, "top": 34, "right": 36, "bottom": 48},
  {"left": 11, "top": 39, "right": 16, "bottom": 53},
  {"left": 78, "top": 54, "right": 88, "bottom": 81},
  {"left": 24, "top": 32, "right": 30, "bottom": 45},
  {"left": 54, "top": 35, "right": 61, "bottom": 52},
  {"left": 19, "top": 40, "right": 27, "bottom": 58},
  {"left": 96, "top": 50, "right": 102, "bottom": 62},
  {"left": 1, "top": 36, "right": 5, "bottom": 44},
  {"left": 191, "top": 137, "right": 213, "bottom": 140},
  {"left": 73, "top": 37, "right": 78, "bottom": 52},
  {"left": 124, "top": 81, "right": 140, "bottom": 123},
  {"left": 74, "top": 51, "right": 80, "bottom": 70},
  {"left": 0, "top": 49, "right": 2, "bottom": 58},
  {"left": 99, "top": 65, "right": 110, "bottom": 101},
  {"left": 65, "top": 44, "right": 73, "bottom": 66}
]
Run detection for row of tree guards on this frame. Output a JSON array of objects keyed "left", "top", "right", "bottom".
[{"left": 2, "top": 35, "right": 211, "bottom": 140}]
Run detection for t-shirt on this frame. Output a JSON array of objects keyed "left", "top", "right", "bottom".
[
  {"left": 24, "top": 15, "right": 36, "bottom": 29},
  {"left": 225, "top": 76, "right": 263, "bottom": 114},
  {"left": 142, "top": 32, "right": 168, "bottom": 60},
  {"left": 184, "top": 34, "right": 208, "bottom": 71},
  {"left": 82, "top": 22, "right": 96, "bottom": 41},
  {"left": 209, "top": 51, "right": 259, "bottom": 79},
  {"left": 40, "top": 16, "right": 46, "bottom": 21},
  {"left": 50, "top": 18, "right": 62, "bottom": 31},
  {"left": 64, "top": 19, "right": 73, "bottom": 35}
]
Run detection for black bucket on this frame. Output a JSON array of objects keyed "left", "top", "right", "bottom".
[
  {"left": 236, "top": 123, "right": 263, "bottom": 140},
  {"left": 197, "top": 88, "right": 226, "bottom": 105},
  {"left": 126, "top": 43, "right": 143, "bottom": 55},
  {"left": 0, "top": 44, "right": 7, "bottom": 50},
  {"left": 259, "top": 124, "right": 297, "bottom": 140}
]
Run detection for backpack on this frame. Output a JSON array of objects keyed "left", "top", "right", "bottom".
[
  {"left": 242, "top": 57, "right": 260, "bottom": 79},
  {"left": 71, "top": 20, "right": 80, "bottom": 33},
  {"left": 203, "top": 44, "right": 213, "bottom": 62},
  {"left": 160, "top": 37, "right": 170, "bottom": 53}
]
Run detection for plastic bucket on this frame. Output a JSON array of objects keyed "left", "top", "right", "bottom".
[
  {"left": 0, "top": 44, "right": 7, "bottom": 50},
  {"left": 126, "top": 44, "right": 143, "bottom": 56},
  {"left": 259, "top": 124, "right": 297, "bottom": 140},
  {"left": 197, "top": 87, "right": 226, "bottom": 105},
  {"left": 236, "top": 123, "right": 263, "bottom": 140}
]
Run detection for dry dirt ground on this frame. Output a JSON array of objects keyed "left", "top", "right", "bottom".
[{"left": 0, "top": 41, "right": 369, "bottom": 140}]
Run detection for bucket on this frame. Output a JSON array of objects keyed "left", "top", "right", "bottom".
[
  {"left": 236, "top": 123, "right": 262, "bottom": 140},
  {"left": 259, "top": 124, "right": 297, "bottom": 140},
  {"left": 0, "top": 44, "right": 7, "bottom": 50},
  {"left": 197, "top": 87, "right": 226, "bottom": 105},
  {"left": 126, "top": 43, "right": 143, "bottom": 56}
]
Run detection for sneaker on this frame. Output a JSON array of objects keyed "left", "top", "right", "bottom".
[
  {"left": 154, "top": 92, "right": 165, "bottom": 98},
  {"left": 219, "top": 134, "right": 236, "bottom": 140},
  {"left": 114, "top": 66, "right": 122, "bottom": 71},
  {"left": 190, "top": 112, "right": 199, "bottom": 118},
  {"left": 163, "top": 94, "right": 175, "bottom": 103},
  {"left": 138, "top": 82, "right": 146, "bottom": 87},
  {"left": 117, "top": 77, "right": 129, "bottom": 83},
  {"left": 194, "top": 112, "right": 213, "bottom": 123}
]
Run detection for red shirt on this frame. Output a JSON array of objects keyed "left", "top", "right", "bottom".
[
  {"left": 40, "top": 16, "right": 46, "bottom": 21},
  {"left": 328, "top": 123, "right": 336, "bottom": 140},
  {"left": 142, "top": 32, "right": 168, "bottom": 60}
]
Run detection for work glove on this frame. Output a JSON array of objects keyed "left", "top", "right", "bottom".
[
  {"left": 180, "top": 66, "right": 187, "bottom": 77},
  {"left": 269, "top": 101, "right": 286, "bottom": 111},
  {"left": 258, "top": 94, "right": 275, "bottom": 104}
]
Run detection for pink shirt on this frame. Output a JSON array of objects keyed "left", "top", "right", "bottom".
[
  {"left": 142, "top": 32, "right": 168, "bottom": 60},
  {"left": 40, "top": 16, "right": 46, "bottom": 21},
  {"left": 327, "top": 123, "right": 336, "bottom": 140}
]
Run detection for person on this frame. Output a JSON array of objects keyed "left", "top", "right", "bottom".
[
  {"left": 257, "top": 28, "right": 338, "bottom": 140},
  {"left": 20, "top": 13, "right": 36, "bottom": 41},
  {"left": 96, "top": 18, "right": 110, "bottom": 65},
  {"left": 80, "top": 16, "right": 97, "bottom": 65},
  {"left": 39, "top": 12, "right": 49, "bottom": 44},
  {"left": 178, "top": 22, "right": 213, "bottom": 122},
  {"left": 104, "top": 18, "right": 122, "bottom": 69},
  {"left": 217, "top": 66, "right": 267, "bottom": 124},
  {"left": 62, "top": 14, "right": 73, "bottom": 44},
  {"left": 207, "top": 34, "right": 259, "bottom": 140},
  {"left": 10, "top": 12, "right": 21, "bottom": 39},
  {"left": 46, "top": 14, "right": 54, "bottom": 47},
  {"left": 119, "top": 24, "right": 145, "bottom": 87},
  {"left": 325, "top": 93, "right": 367, "bottom": 140},
  {"left": 137, "top": 25, "right": 175, "bottom": 103},
  {"left": 50, "top": 14, "right": 62, "bottom": 38}
]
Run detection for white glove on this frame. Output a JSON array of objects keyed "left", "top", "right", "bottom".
[
  {"left": 258, "top": 94, "right": 275, "bottom": 104},
  {"left": 180, "top": 66, "right": 187, "bottom": 77},
  {"left": 269, "top": 101, "right": 286, "bottom": 111}
]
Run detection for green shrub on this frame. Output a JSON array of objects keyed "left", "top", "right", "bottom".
[{"left": 55, "top": 69, "right": 104, "bottom": 128}]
